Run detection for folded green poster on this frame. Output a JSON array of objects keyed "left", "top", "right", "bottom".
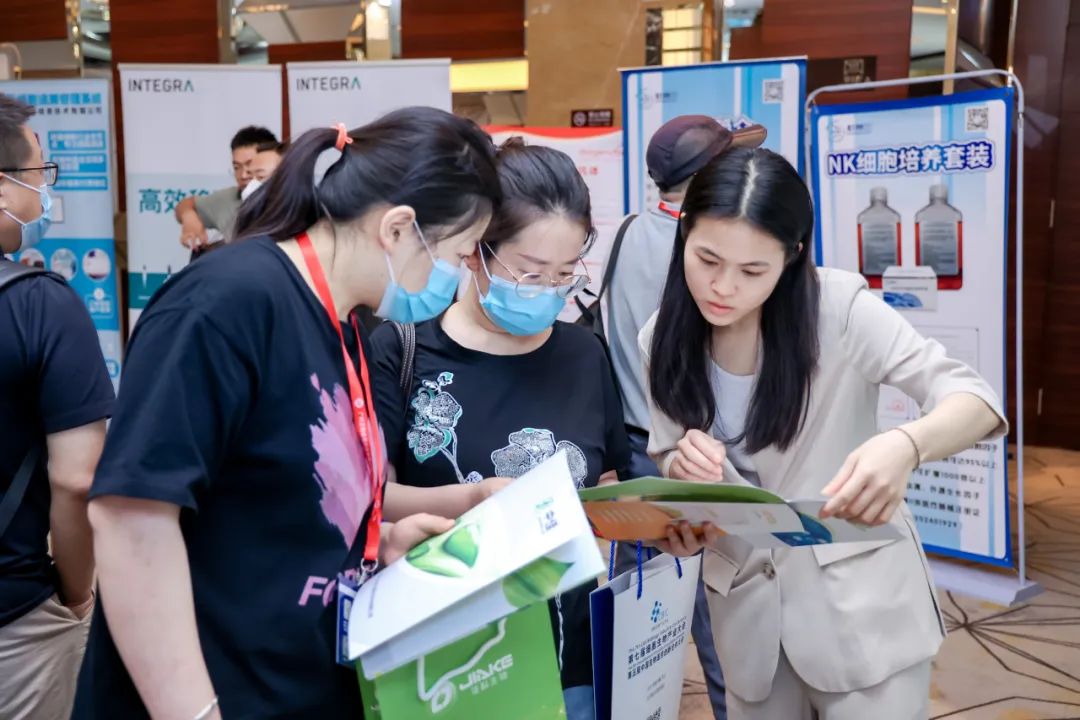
[{"left": 579, "top": 477, "right": 902, "bottom": 546}]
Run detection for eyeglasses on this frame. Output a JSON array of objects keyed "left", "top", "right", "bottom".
[
  {"left": 0, "top": 162, "right": 59, "bottom": 187},
  {"left": 484, "top": 244, "right": 592, "bottom": 299}
]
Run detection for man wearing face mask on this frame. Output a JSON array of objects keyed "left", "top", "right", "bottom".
[
  {"left": 189, "top": 140, "right": 285, "bottom": 261},
  {"left": 0, "top": 93, "right": 114, "bottom": 719},
  {"left": 240, "top": 140, "right": 284, "bottom": 203},
  {"left": 175, "top": 125, "right": 279, "bottom": 258}
]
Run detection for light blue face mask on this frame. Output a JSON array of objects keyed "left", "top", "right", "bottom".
[
  {"left": 476, "top": 250, "right": 567, "bottom": 336},
  {"left": 375, "top": 222, "right": 462, "bottom": 323},
  {"left": 2, "top": 175, "right": 52, "bottom": 250}
]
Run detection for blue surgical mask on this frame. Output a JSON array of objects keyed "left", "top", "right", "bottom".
[
  {"left": 476, "top": 253, "right": 566, "bottom": 336},
  {"left": 375, "top": 223, "right": 462, "bottom": 323},
  {"left": 2, "top": 175, "right": 52, "bottom": 250}
]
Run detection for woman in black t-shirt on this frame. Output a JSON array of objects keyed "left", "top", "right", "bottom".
[
  {"left": 371, "top": 139, "right": 631, "bottom": 720},
  {"left": 72, "top": 109, "right": 503, "bottom": 719}
]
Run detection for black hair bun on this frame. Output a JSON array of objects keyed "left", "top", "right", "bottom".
[{"left": 498, "top": 136, "right": 528, "bottom": 152}]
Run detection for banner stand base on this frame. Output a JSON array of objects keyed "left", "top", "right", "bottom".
[{"left": 929, "top": 559, "right": 1044, "bottom": 607}]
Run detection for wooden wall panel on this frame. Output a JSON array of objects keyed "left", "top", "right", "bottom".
[
  {"left": 1002, "top": 0, "right": 1070, "bottom": 446},
  {"left": 402, "top": 0, "right": 524, "bottom": 61},
  {"left": 729, "top": 22, "right": 765, "bottom": 61},
  {"left": 270, "top": 42, "right": 346, "bottom": 139},
  {"left": 0, "top": 0, "right": 67, "bottom": 42},
  {"left": 1036, "top": 3, "right": 1080, "bottom": 448},
  {"left": 110, "top": 0, "right": 221, "bottom": 63},
  {"left": 268, "top": 41, "right": 345, "bottom": 65},
  {"left": 109, "top": 0, "right": 222, "bottom": 212},
  {"left": 729, "top": 0, "right": 912, "bottom": 103},
  {"left": 525, "top": 0, "right": 645, "bottom": 126}
]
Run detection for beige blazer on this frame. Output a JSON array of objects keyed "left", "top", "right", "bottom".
[{"left": 639, "top": 268, "right": 1006, "bottom": 701}]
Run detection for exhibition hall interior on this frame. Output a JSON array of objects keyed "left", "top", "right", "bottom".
[{"left": 1, "top": 1, "right": 1079, "bottom": 719}]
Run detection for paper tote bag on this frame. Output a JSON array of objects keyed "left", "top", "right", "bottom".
[
  {"left": 590, "top": 552, "right": 702, "bottom": 720},
  {"left": 359, "top": 602, "right": 566, "bottom": 720}
]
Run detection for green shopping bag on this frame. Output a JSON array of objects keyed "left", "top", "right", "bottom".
[{"left": 358, "top": 602, "right": 566, "bottom": 720}]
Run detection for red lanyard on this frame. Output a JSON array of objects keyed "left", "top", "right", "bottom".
[
  {"left": 297, "top": 232, "right": 384, "bottom": 568},
  {"left": 657, "top": 201, "right": 681, "bottom": 219}
]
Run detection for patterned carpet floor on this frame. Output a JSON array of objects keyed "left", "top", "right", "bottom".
[{"left": 677, "top": 446, "right": 1080, "bottom": 720}]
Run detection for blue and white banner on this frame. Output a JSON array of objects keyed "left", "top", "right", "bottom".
[
  {"left": 0, "top": 78, "right": 122, "bottom": 390},
  {"left": 811, "top": 87, "right": 1014, "bottom": 565},
  {"left": 621, "top": 58, "right": 806, "bottom": 214},
  {"left": 120, "top": 64, "right": 282, "bottom": 328}
]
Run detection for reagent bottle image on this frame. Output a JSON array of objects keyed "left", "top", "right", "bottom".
[
  {"left": 857, "top": 187, "right": 901, "bottom": 288},
  {"left": 915, "top": 184, "right": 963, "bottom": 290}
]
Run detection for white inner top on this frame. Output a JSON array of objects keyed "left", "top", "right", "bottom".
[{"left": 710, "top": 361, "right": 759, "bottom": 483}]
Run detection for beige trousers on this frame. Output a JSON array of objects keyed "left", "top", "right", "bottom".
[
  {"left": 727, "top": 648, "right": 932, "bottom": 720},
  {"left": 0, "top": 594, "right": 92, "bottom": 720}
]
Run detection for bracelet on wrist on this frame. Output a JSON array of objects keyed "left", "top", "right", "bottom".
[
  {"left": 193, "top": 696, "right": 219, "bottom": 720},
  {"left": 892, "top": 426, "right": 922, "bottom": 471}
]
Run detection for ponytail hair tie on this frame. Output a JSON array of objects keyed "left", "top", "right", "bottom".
[{"left": 333, "top": 122, "right": 353, "bottom": 152}]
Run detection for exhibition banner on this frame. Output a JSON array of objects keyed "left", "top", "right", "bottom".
[
  {"left": 120, "top": 64, "right": 282, "bottom": 328},
  {"left": 0, "top": 78, "right": 123, "bottom": 389},
  {"left": 621, "top": 58, "right": 806, "bottom": 214},
  {"left": 287, "top": 59, "right": 451, "bottom": 138},
  {"left": 811, "top": 87, "right": 1013, "bottom": 565},
  {"left": 486, "top": 126, "right": 623, "bottom": 322}
]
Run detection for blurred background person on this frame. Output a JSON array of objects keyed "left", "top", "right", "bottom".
[{"left": 175, "top": 125, "right": 278, "bottom": 256}]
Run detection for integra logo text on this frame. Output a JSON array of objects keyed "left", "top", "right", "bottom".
[
  {"left": 296, "top": 76, "right": 362, "bottom": 92},
  {"left": 127, "top": 78, "right": 194, "bottom": 93}
]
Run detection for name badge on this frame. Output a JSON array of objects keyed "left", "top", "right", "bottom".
[{"left": 336, "top": 572, "right": 361, "bottom": 666}]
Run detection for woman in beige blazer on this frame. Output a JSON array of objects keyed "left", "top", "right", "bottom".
[{"left": 640, "top": 147, "right": 1006, "bottom": 720}]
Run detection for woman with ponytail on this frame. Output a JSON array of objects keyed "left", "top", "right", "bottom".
[
  {"left": 72, "top": 107, "right": 501, "bottom": 719},
  {"left": 642, "top": 147, "right": 1005, "bottom": 718}
]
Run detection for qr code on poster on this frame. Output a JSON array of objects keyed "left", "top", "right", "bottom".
[
  {"left": 966, "top": 106, "right": 989, "bottom": 132},
  {"left": 539, "top": 509, "right": 558, "bottom": 534},
  {"left": 762, "top": 79, "right": 784, "bottom": 104},
  {"left": 536, "top": 498, "right": 558, "bottom": 534}
]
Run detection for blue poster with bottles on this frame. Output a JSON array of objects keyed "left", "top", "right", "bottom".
[
  {"left": 810, "top": 88, "right": 1014, "bottom": 566},
  {"left": 621, "top": 57, "right": 807, "bottom": 214},
  {"left": 0, "top": 78, "right": 122, "bottom": 390}
]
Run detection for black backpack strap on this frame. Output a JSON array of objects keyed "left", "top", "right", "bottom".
[
  {"left": 0, "top": 260, "right": 47, "bottom": 292},
  {"left": 574, "top": 214, "right": 638, "bottom": 332},
  {"left": 599, "top": 213, "right": 638, "bottom": 300},
  {"left": 390, "top": 321, "right": 416, "bottom": 413},
  {"left": 0, "top": 445, "right": 41, "bottom": 540},
  {"left": 0, "top": 261, "right": 51, "bottom": 539}
]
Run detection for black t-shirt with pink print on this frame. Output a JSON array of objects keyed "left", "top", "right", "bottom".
[{"left": 73, "top": 238, "right": 382, "bottom": 718}]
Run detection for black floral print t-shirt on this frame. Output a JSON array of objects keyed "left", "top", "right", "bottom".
[{"left": 370, "top": 317, "right": 630, "bottom": 690}]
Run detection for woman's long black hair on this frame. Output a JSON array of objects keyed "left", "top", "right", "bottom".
[
  {"left": 649, "top": 147, "right": 820, "bottom": 453},
  {"left": 233, "top": 106, "right": 500, "bottom": 243}
]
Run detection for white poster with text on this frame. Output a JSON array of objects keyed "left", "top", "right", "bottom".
[
  {"left": 287, "top": 59, "right": 450, "bottom": 138},
  {"left": 120, "top": 64, "right": 282, "bottom": 328}
]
